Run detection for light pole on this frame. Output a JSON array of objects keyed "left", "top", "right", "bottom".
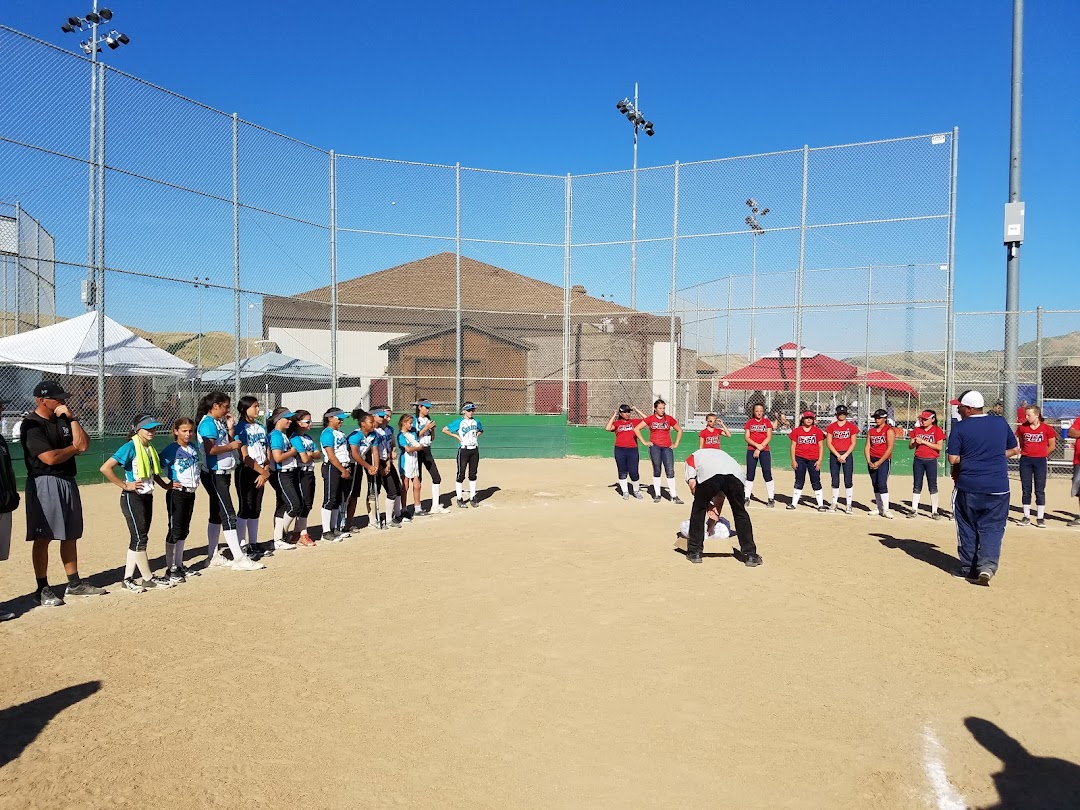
[
  {"left": 246, "top": 302, "right": 255, "bottom": 360},
  {"left": 194, "top": 276, "right": 209, "bottom": 374},
  {"left": 615, "top": 86, "right": 654, "bottom": 310},
  {"left": 1002, "top": 0, "right": 1024, "bottom": 421},
  {"left": 745, "top": 199, "right": 769, "bottom": 362}
]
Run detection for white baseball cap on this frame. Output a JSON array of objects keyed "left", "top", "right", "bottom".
[{"left": 958, "top": 390, "right": 985, "bottom": 408}]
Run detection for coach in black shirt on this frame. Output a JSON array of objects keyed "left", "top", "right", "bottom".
[{"left": 20, "top": 380, "right": 105, "bottom": 606}]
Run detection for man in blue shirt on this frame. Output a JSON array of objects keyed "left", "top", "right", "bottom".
[{"left": 946, "top": 390, "right": 1020, "bottom": 586}]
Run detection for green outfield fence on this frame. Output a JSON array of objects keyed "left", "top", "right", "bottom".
[{"left": 10, "top": 413, "right": 929, "bottom": 488}]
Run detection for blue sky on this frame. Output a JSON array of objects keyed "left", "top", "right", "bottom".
[{"left": 2, "top": 1, "right": 1077, "bottom": 342}]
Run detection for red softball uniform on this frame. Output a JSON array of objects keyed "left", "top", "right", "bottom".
[
  {"left": 644, "top": 414, "right": 679, "bottom": 448},
  {"left": 1072, "top": 418, "right": 1080, "bottom": 465},
  {"left": 790, "top": 425, "right": 825, "bottom": 460},
  {"left": 824, "top": 420, "right": 859, "bottom": 454},
  {"left": 744, "top": 417, "right": 773, "bottom": 448},
  {"left": 909, "top": 425, "right": 946, "bottom": 459},
  {"left": 613, "top": 418, "right": 642, "bottom": 449},
  {"left": 867, "top": 425, "right": 892, "bottom": 459},
  {"left": 699, "top": 427, "right": 723, "bottom": 448},
  {"left": 1016, "top": 422, "right": 1057, "bottom": 459}
]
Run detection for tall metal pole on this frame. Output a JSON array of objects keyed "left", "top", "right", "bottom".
[
  {"left": 864, "top": 264, "right": 872, "bottom": 430},
  {"left": 13, "top": 203, "right": 21, "bottom": 336},
  {"left": 562, "top": 173, "right": 572, "bottom": 415},
  {"left": 945, "top": 127, "right": 959, "bottom": 430},
  {"left": 793, "top": 145, "right": 809, "bottom": 417},
  {"left": 455, "top": 163, "right": 463, "bottom": 410},
  {"left": 85, "top": 0, "right": 98, "bottom": 314},
  {"left": 724, "top": 275, "right": 732, "bottom": 376},
  {"left": 95, "top": 60, "right": 106, "bottom": 436},
  {"left": 1003, "top": 0, "right": 1023, "bottom": 423},
  {"left": 669, "top": 161, "right": 679, "bottom": 412},
  {"left": 329, "top": 150, "right": 338, "bottom": 405},
  {"left": 630, "top": 82, "right": 639, "bottom": 311},
  {"left": 232, "top": 113, "right": 241, "bottom": 407},
  {"left": 750, "top": 232, "right": 758, "bottom": 361},
  {"left": 1034, "top": 306, "right": 1043, "bottom": 406}
]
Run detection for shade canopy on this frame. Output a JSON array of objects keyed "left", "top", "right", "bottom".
[
  {"left": 719, "top": 344, "right": 859, "bottom": 393},
  {"left": 0, "top": 311, "right": 195, "bottom": 378},
  {"left": 200, "top": 350, "right": 361, "bottom": 393},
  {"left": 864, "top": 370, "right": 919, "bottom": 397}
]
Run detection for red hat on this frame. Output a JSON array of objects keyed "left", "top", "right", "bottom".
[
  {"left": 949, "top": 398, "right": 960, "bottom": 406},
  {"left": 919, "top": 410, "right": 934, "bottom": 419},
  {"left": 801, "top": 411, "right": 815, "bottom": 419}
]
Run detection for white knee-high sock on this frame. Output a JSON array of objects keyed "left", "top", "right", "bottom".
[
  {"left": 1023, "top": 503, "right": 1031, "bottom": 518},
  {"left": 1037, "top": 504, "right": 1045, "bottom": 519},
  {"left": 617, "top": 479, "right": 626, "bottom": 495},
  {"left": 207, "top": 523, "right": 221, "bottom": 559},
  {"left": 125, "top": 550, "right": 139, "bottom": 580},
  {"left": 431, "top": 483, "right": 441, "bottom": 507},
  {"left": 223, "top": 529, "right": 244, "bottom": 560},
  {"left": 930, "top": 493, "right": 939, "bottom": 513},
  {"left": 631, "top": 480, "right": 639, "bottom": 492},
  {"left": 273, "top": 516, "right": 286, "bottom": 541},
  {"left": 666, "top": 478, "right": 676, "bottom": 498},
  {"left": 469, "top": 480, "right": 476, "bottom": 499},
  {"left": 882, "top": 493, "right": 890, "bottom": 512},
  {"left": 911, "top": 494, "right": 921, "bottom": 514},
  {"left": 283, "top": 514, "right": 296, "bottom": 533},
  {"left": 815, "top": 490, "right": 823, "bottom": 507},
  {"left": 135, "top": 551, "right": 153, "bottom": 581},
  {"left": 653, "top": 476, "right": 662, "bottom": 495},
  {"left": 766, "top": 481, "right": 775, "bottom": 499},
  {"left": 831, "top": 489, "right": 839, "bottom": 506},
  {"left": 322, "top": 508, "right": 333, "bottom": 532},
  {"left": 744, "top": 480, "right": 753, "bottom": 500},
  {"left": 456, "top": 482, "right": 464, "bottom": 500},
  {"left": 791, "top": 489, "right": 802, "bottom": 506},
  {"left": 845, "top": 488, "right": 854, "bottom": 509}
]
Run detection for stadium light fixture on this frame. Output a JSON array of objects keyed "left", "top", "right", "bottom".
[{"left": 614, "top": 84, "right": 656, "bottom": 309}]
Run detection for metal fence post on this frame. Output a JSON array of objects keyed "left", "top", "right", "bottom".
[
  {"left": 945, "top": 127, "right": 959, "bottom": 422},
  {"left": 455, "top": 162, "right": 462, "bottom": 410},
  {"left": 793, "top": 145, "right": 808, "bottom": 416},
  {"left": 669, "top": 161, "right": 679, "bottom": 413},
  {"left": 864, "top": 263, "right": 872, "bottom": 429},
  {"left": 96, "top": 61, "right": 106, "bottom": 436},
  {"left": 563, "top": 172, "right": 571, "bottom": 416},
  {"left": 329, "top": 149, "right": 338, "bottom": 405},
  {"left": 232, "top": 113, "right": 241, "bottom": 407},
  {"left": 1035, "top": 305, "right": 1043, "bottom": 406}
]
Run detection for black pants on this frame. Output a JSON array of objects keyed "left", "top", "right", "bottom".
[
  {"left": 235, "top": 465, "right": 266, "bottom": 519},
  {"left": 322, "top": 463, "right": 346, "bottom": 511},
  {"left": 687, "top": 474, "right": 756, "bottom": 557},
  {"left": 1019, "top": 456, "right": 1047, "bottom": 506},
  {"left": 456, "top": 448, "right": 480, "bottom": 483},
  {"left": 165, "top": 489, "right": 196, "bottom": 545},
  {"left": 415, "top": 446, "right": 442, "bottom": 485},
  {"left": 829, "top": 455, "right": 853, "bottom": 489},
  {"left": 269, "top": 469, "right": 303, "bottom": 519},
  {"left": 745, "top": 448, "right": 772, "bottom": 482},
  {"left": 379, "top": 461, "right": 401, "bottom": 499},
  {"left": 298, "top": 469, "right": 316, "bottom": 517},
  {"left": 793, "top": 457, "right": 821, "bottom": 491},
  {"left": 912, "top": 457, "right": 938, "bottom": 494},
  {"left": 614, "top": 446, "right": 640, "bottom": 481},
  {"left": 121, "top": 490, "right": 153, "bottom": 552},
  {"left": 868, "top": 458, "right": 891, "bottom": 494},
  {"left": 201, "top": 471, "right": 237, "bottom": 531}
]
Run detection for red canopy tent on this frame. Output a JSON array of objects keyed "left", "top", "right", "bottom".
[
  {"left": 719, "top": 343, "right": 859, "bottom": 393},
  {"left": 864, "top": 370, "right": 919, "bottom": 397}
]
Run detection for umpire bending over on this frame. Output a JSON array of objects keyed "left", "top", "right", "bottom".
[
  {"left": 947, "top": 390, "right": 1020, "bottom": 586},
  {"left": 20, "top": 380, "right": 105, "bottom": 606},
  {"left": 684, "top": 448, "right": 762, "bottom": 567}
]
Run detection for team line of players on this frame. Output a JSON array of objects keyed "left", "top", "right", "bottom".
[{"left": 608, "top": 400, "right": 1064, "bottom": 523}]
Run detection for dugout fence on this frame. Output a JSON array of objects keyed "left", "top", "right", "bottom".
[{"left": 3, "top": 24, "right": 1072, "bottom": 464}]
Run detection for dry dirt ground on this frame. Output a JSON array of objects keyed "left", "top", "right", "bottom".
[{"left": 2, "top": 458, "right": 1080, "bottom": 809}]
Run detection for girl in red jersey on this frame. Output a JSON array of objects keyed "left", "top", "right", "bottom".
[
  {"left": 605, "top": 404, "right": 647, "bottom": 500},
  {"left": 864, "top": 408, "right": 896, "bottom": 518},
  {"left": 743, "top": 403, "right": 775, "bottom": 507},
  {"left": 824, "top": 405, "right": 859, "bottom": 513},
  {"left": 633, "top": 399, "right": 684, "bottom": 504},
  {"left": 907, "top": 409, "right": 946, "bottom": 519},
  {"left": 698, "top": 413, "right": 731, "bottom": 450},
  {"left": 1016, "top": 405, "right": 1057, "bottom": 528},
  {"left": 787, "top": 411, "right": 826, "bottom": 511}
]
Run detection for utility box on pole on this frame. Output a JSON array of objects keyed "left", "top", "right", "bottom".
[{"left": 1004, "top": 201, "right": 1025, "bottom": 243}]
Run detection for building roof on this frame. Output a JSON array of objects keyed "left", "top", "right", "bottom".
[
  {"left": 298, "top": 253, "right": 634, "bottom": 314},
  {"left": 378, "top": 322, "right": 535, "bottom": 351}
]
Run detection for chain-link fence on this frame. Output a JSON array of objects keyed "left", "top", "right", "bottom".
[{"left": 14, "top": 24, "right": 1074, "bottom": 466}]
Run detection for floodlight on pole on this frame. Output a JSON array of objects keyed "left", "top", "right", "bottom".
[
  {"left": 614, "top": 84, "right": 655, "bottom": 310},
  {"left": 745, "top": 198, "right": 770, "bottom": 361}
]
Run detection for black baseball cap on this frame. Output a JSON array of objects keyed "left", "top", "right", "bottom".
[
  {"left": 835, "top": 405, "right": 848, "bottom": 415},
  {"left": 618, "top": 404, "right": 632, "bottom": 412},
  {"left": 872, "top": 408, "right": 888, "bottom": 419},
  {"left": 34, "top": 380, "right": 71, "bottom": 400}
]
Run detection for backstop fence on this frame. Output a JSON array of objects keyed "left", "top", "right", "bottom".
[{"left": 2, "top": 24, "right": 1073, "bottom": 468}]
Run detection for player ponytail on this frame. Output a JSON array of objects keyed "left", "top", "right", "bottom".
[{"left": 196, "top": 391, "right": 230, "bottom": 424}]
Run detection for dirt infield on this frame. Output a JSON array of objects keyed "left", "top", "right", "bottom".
[{"left": 2, "top": 459, "right": 1079, "bottom": 808}]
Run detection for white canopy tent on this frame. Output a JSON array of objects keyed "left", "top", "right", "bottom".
[{"left": 0, "top": 311, "right": 195, "bottom": 378}]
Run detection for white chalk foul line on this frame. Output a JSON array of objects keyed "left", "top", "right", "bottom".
[{"left": 922, "top": 725, "right": 967, "bottom": 810}]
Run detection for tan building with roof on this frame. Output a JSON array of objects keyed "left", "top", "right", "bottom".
[{"left": 262, "top": 253, "right": 691, "bottom": 421}]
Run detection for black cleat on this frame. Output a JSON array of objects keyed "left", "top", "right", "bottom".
[
  {"left": 744, "top": 553, "right": 763, "bottom": 567},
  {"left": 686, "top": 552, "right": 703, "bottom": 564}
]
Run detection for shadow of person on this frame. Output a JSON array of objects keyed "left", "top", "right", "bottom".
[
  {"left": 0, "top": 681, "right": 101, "bottom": 769},
  {"left": 474, "top": 486, "right": 501, "bottom": 504},
  {"left": 965, "top": 717, "right": 1080, "bottom": 809},
  {"left": 871, "top": 533, "right": 957, "bottom": 575}
]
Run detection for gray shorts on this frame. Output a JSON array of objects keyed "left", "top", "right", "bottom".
[
  {"left": 1072, "top": 465, "right": 1080, "bottom": 498},
  {"left": 24, "top": 475, "right": 84, "bottom": 543},
  {"left": 0, "top": 511, "right": 10, "bottom": 561}
]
